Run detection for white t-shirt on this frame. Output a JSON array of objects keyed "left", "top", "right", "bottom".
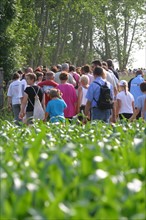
[
  {"left": 116, "top": 91, "right": 134, "bottom": 114},
  {"left": 7, "top": 80, "right": 23, "bottom": 105},
  {"left": 21, "top": 79, "right": 27, "bottom": 93},
  {"left": 81, "top": 86, "right": 88, "bottom": 106},
  {"left": 106, "top": 70, "right": 118, "bottom": 89}
]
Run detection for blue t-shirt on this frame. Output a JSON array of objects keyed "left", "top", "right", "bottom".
[
  {"left": 86, "top": 77, "right": 114, "bottom": 108},
  {"left": 46, "top": 98, "right": 67, "bottom": 122},
  {"left": 130, "top": 75, "right": 144, "bottom": 106},
  {"left": 137, "top": 94, "right": 146, "bottom": 120}
]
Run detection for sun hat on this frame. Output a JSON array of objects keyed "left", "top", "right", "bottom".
[{"left": 119, "top": 80, "right": 128, "bottom": 86}]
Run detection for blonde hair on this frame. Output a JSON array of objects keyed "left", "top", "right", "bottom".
[
  {"left": 119, "top": 81, "right": 128, "bottom": 95},
  {"left": 80, "top": 75, "right": 89, "bottom": 85}
]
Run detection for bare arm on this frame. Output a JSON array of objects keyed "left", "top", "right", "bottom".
[
  {"left": 44, "top": 112, "right": 49, "bottom": 122},
  {"left": 41, "top": 94, "right": 46, "bottom": 110},
  {"left": 85, "top": 100, "right": 91, "bottom": 116},
  {"left": 19, "top": 93, "right": 28, "bottom": 119},
  {"left": 129, "top": 108, "right": 140, "bottom": 122},
  {"left": 77, "top": 86, "right": 83, "bottom": 113},
  {"left": 116, "top": 99, "right": 121, "bottom": 116},
  {"left": 7, "top": 96, "right": 12, "bottom": 110}
]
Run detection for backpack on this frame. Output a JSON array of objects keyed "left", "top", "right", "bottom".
[
  {"left": 29, "top": 87, "right": 45, "bottom": 120},
  {"left": 93, "top": 81, "right": 113, "bottom": 110}
]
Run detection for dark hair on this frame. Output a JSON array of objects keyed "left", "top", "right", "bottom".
[
  {"left": 51, "top": 65, "right": 58, "bottom": 73},
  {"left": 59, "top": 72, "right": 68, "bottom": 80},
  {"left": 12, "top": 73, "right": 20, "bottom": 80},
  {"left": 102, "top": 61, "right": 108, "bottom": 67},
  {"left": 140, "top": 82, "right": 146, "bottom": 92},
  {"left": 93, "top": 67, "right": 103, "bottom": 76},
  {"left": 92, "top": 60, "right": 102, "bottom": 67},
  {"left": 136, "top": 70, "right": 143, "bottom": 76},
  {"left": 83, "top": 64, "right": 91, "bottom": 73},
  {"left": 17, "top": 70, "right": 23, "bottom": 75},
  {"left": 69, "top": 65, "right": 75, "bottom": 72},
  {"left": 106, "top": 59, "right": 113, "bottom": 67},
  {"left": 36, "top": 72, "right": 43, "bottom": 80}
]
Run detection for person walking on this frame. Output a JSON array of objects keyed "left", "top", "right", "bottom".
[
  {"left": 84, "top": 67, "right": 114, "bottom": 123},
  {"left": 116, "top": 80, "right": 134, "bottom": 120},
  {"left": 7, "top": 72, "right": 23, "bottom": 124},
  {"left": 19, "top": 73, "right": 44, "bottom": 124}
]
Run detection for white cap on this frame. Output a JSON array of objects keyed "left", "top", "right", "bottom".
[{"left": 119, "top": 80, "right": 128, "bottom": 86}]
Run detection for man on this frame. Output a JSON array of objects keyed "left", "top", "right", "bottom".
[
  {"left": 84, "top": 67, "right": 114, "bottom": 123},
  {"left": 54, "top": 63, "right": 76, "bottom": 86},
  {"left": 106, "top": 59, "right": 119, "bottom": 80},
  {"left": 130, "top": 69, "right": 144, "bottom": 118},
  {"left": 38, "top": 71, "right": 58, "bottom": 106},
  {"left": 102, "top": 61, "right": 118, "bottom": 96},
  {"left": 91, "top": 60, "right": 102, "bottom": 71},
  {"left": 7, "top": 72, "right": 23, "bottom": 124}
]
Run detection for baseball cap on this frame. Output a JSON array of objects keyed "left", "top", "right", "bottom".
[{"left": 119, "top": 80, "right": 128, "bottom": 86}]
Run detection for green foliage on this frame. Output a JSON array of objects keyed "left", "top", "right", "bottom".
[
  {"left": 0, "top": 0, "right": 145, "bottom": 79},
  {"left": 0, "top": 120, "right": 145, "bottom": 219}
]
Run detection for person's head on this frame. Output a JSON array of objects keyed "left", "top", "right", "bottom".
[
  {"left": 57, "top": 64, "right": 62, "bottom": 71},
  {"left": 69, "top": 65, "right": 76, "bottom": 72},
  {"left": 36, "top": 72, "right": 44, "bottom": 82},
  {"left": 51, "top": 65, "right": 58, "bottom": 73},
  {"left": 119, "top": 80, "right": 128, "bottom": 94},
  {"left": 12, "top": 72, "right": 20, "bottom": 80},
  {"left": 91, "top": 60, "right": 102, "bottom": 71},
  {"left": 61, "top": 63, "right": 69, "bottom": 72},
  {"left": 80, "top": 75, "right": 89, "bottom": 86},
  {"left": 136, "top": 69, "right": 144, "bottom": 77},
  {"left": 102, "top": 61, "right": 108, "bottom": 70},
  {"left": 106, "top": 59, "right": 114, "bottom": 68},
  {"left": 25, "top": 67, "right": 33, "bottom": 74},
  {"left": 80, "top": 66, "right": 85, "bottom": 75},
  {"left": 45, "top": 71, "right": 55, "bottom": 80},
  {"left": 93, "top": 67, "right": 104, "bottom": 77},
  {"left": 59, "top": 71, "right": 68, "bottom": 81},
  {"left": 83, "top": 64, "right": 91, "bottom": 74},
  {"left": 49, "top": 88, "right": 61, "bottom": 99},
  {"left": 25, "top": 73, "right": 36, "bottom": 85},
  {"left": 76, "top": 67, "right": 81, "bottom": 75},
  {"left": 34, "top": 66, "right": 42, "bottom": 73},
  {"left": 140, "top": 82, "right": 146, "bottom": 92}
]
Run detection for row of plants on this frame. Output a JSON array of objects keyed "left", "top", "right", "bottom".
[{"left": 0, "top": 119, "right": 145, "bottom": 219}]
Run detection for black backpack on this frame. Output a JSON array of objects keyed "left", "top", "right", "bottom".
[{"left": 93, "top": 81, "right": 114, "bottom": 110}]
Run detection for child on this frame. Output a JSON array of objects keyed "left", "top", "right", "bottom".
[
  {"left": 116, "top": 80, "right": 134, "bottom": 120},
  {"left": 77, "top": 75, "right": 89, "bottom": 121},
  {"left": 129, "top": 81, "right": 146, "bottom": 121},
  {"left": 44, "top": 88, "right": 67, "bottom": 123}
]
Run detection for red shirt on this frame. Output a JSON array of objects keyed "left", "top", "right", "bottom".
[{"left": 38, "top": 80, "right": 58, "bottom": 105}]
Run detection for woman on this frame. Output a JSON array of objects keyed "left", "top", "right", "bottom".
[
  {"left": 116, "top": 80, "right": 134, "bottom": 120},
  {"left": 56, "top": 72, "right": 77, "bottom": 119},
  {"left": 77, "top": 75, "right": 89, "bottom": 114},
  {"left": 19, "top": 72, "right": 45, "bottom": 124}
]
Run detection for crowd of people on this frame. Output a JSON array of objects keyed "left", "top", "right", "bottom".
[{"left": 7, "top": 59, "right": 146, "bottom": 125}]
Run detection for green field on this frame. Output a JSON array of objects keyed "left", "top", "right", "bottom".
[{"left": 0, "top": 119, "right": 145, "bottom": 219}]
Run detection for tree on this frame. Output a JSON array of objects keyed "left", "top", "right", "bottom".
[{"left": 93, "top": 0, "right": 146, "bottom": 69}]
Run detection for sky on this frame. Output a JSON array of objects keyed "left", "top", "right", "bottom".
[
  {"left": 114, "top": 46, "right": 146, "bottom": 70},
  {"left": 132, "top": 47, "right": 146, "bottom": 69}
]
